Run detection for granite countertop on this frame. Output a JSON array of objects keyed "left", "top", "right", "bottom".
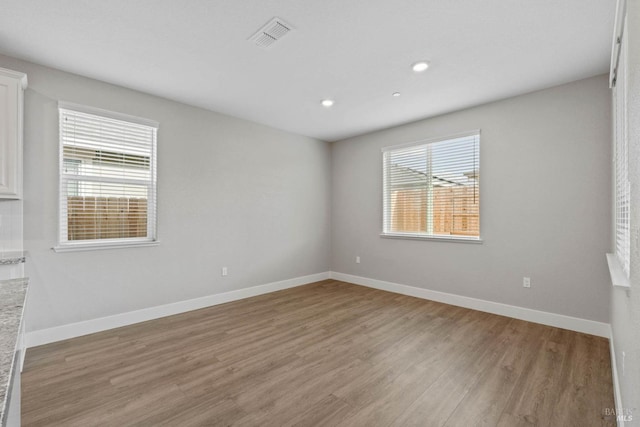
[
  {"left": 0, "top": 252, "right": 26, "bottom": 266},
  {"left": 0, "top": 278, "right": 28, "bottom": 426}
]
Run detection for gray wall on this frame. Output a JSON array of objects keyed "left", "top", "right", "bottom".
[
  {"left": 0, "top": 199, "right": 23, "bottom": 281},
  {"left": 331, "top": 75, "right": 612, "bottom": 322},
  {"left": 611, "top": 0, "right": 640, "bottom": 418},
  {"left": 0, "top": 53, "right": 616, "bottom": 339},
  {"left": 0, "top": 54, "right": 331, "bottom": 332}
]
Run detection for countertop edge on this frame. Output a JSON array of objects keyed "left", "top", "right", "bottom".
[{"left": 0, "top": 278, "right": 28, "bottom": 427}]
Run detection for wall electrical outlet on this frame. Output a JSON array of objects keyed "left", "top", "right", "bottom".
[
  {"left": 222, "top": 267, "right": 228, "bottom": 277},
  {"left": 356, "top": 256, "right": 361, "bottom": 264},
  {"left": 523, "top": 277, "right": 531, "bottom": 288}
]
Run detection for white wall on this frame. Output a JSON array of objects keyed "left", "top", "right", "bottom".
[
  {"left": 611, "top": 0, "right": 640, "bottom": 419},
  {"left": 331, "top": 75, "right": 612, "bottom": 322},
  {"left": 0, "top": 54, "right": 331, "bottom": 333}
]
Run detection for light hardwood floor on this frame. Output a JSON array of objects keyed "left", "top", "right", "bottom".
[{"left": 22, "top": 280, "right": 615, "bottom": 426}]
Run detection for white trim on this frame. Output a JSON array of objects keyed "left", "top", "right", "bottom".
[
  {"left": 609, "top": 0, "right": 627, "bottom": 88},
  {"left": 25, "top": 271, "right": 331, "bottom": 348},
  {"left": 58, "top": 101, "right": 159, "bottom": 128},
  {"left": 609, "top": 325, "right": 626, "bottom": 427},
  {"left": 53, "top": 240, "right": 160, "bottom": 253},
  {"left": 25, "top": 269, "right": 610, "bottom": 346},
  {"left": 381, "top": 129, "right": 480, "bottom": 152},
  {"left": 329, "top": 272, "right": 610, "bottom": 337},
  {"left": 380, "top": 233, "right": 483, "bottom": 244},
  {"left": 606, "top": 253, "right": 631, "bottom": 288},
  {"left": 0, "top": 67, "right": 27, "bottom": 89}
]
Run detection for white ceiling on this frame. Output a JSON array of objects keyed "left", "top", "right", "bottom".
[{"left": 0, "top": 0, "right": 615, "bottom": 141}]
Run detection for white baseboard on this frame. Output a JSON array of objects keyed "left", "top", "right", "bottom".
[
  {"left": 26, "top": 270, "right": 611, "bottom": 348},
  {"left": 25, "top": 271, "right": 331, "bottom": 348},
  {"left": 609, "top": 326, "right": 625, "bottom": 427},
  {"left": 330, "top": 272, "right": 610, "bottom": 338}
]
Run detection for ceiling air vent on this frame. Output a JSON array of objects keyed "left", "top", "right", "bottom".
[{"left": 249, "top": 17, "right": 294, "bottom": 48}]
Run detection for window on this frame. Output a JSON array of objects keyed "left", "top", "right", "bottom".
[
  {"left": 613, "top": 18, "right": 630, "bottom": 277},
  {"left": 56, "top": 102, "right": 158, "bottom": 251},
  {"left": 382, "top": 131, "right": 480, "bottom": 241}
]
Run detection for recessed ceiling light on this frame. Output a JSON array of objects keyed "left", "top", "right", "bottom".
[
  {"left": 392, "top": 92, "right": 401, "bottom": 97},
  {"left": 412, "top": 61, "right": 429, "bottom": 72},
  {"left": 321, "top": 99, "right": 334, "bottom": 107}
]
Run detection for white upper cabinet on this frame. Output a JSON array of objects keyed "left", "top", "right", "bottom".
[{"left": 0, "top": 67, "right": 27, "bottom": 199}]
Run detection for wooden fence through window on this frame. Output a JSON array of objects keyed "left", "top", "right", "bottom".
[
  {"left": 67, "top": 196, "right": 147, "bottom": 240},
  {"left": 391, "top": 186, "right": 479, "bottom": 236}
]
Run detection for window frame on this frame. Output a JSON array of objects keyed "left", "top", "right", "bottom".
[
  {"left": 54, "top": 102, "right": 159, "bottom": 252},
  {"left": 380, "top": 130, "right": 482, "bottom": 243},
  {"left": 607, "top": 10, "right": 631, "bottom": 287}
]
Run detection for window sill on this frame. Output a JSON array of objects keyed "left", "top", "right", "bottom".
[
  {"left": 53, "top": 240, "right": 160, "bottom": 253},
  {"left": 380, "top": 233, "right": 483, "bottom": 244},
  {"left": 606, "top": 253, "right": 630, "bottom": 288}
]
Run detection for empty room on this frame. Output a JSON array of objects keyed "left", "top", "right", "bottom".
[{"left": 0, "top": 0, "right": 638, "bottom": 426}]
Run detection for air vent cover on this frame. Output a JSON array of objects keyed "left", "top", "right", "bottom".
[{"left": 249, "top": 17, "right": 294, "bottom": 48}]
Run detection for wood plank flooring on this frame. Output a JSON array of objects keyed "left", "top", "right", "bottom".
[{"left": 22, "top": 280, "right": 615, "bottom": 426}]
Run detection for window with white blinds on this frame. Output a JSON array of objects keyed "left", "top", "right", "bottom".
[
  {"left": 57, "top": 103, "right": 158, "bottom": 250},
  {"left": 614, "top": 20, "right": 630, "bottom": 277},
  {"left": 382, "top": 131, "right": 480, "bottom": 241}
]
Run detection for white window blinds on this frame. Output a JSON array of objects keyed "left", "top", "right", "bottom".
[
  {"left": 382, "top": 131, "right": 480, "bottom": 240},
  {"left": 614, "top": 20, "right": 630, "bottom": 277},
  {"left": 58, "top": 103, "right": 158, "bottom": 249}
]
